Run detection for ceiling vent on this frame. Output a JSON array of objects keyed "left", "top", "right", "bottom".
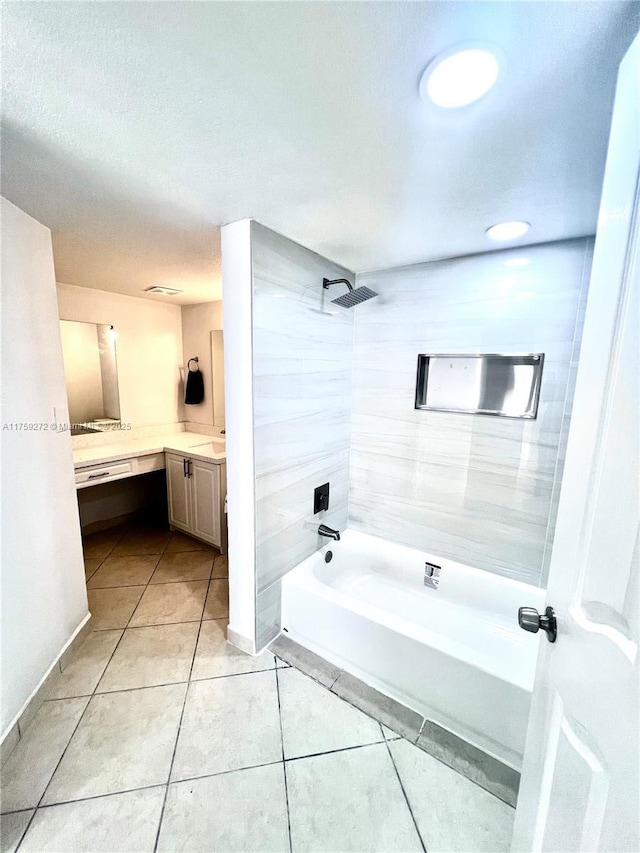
[{"left": 144, "top": 286, "right": 184, "bottom": 295}]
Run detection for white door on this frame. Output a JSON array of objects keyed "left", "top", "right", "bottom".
[
  {"left": 166, "top": 453, "right": 191, "bottom": 533},
  {"left": 191, "top": 458, "right": 221, "bottom": 547},
  {"left": 512, "top": 34, "right": 639, "bottom": 852}
]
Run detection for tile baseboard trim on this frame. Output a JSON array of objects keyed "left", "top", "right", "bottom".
[
  {"left": 331, "top": 671, "right": 424, "bottom": 745},
  {"left": 0, "top": 612, "right": 93, "bottom": 766},
  {"left": 58, "top": 615, "right": 94, "bottom": 673},
  {"left": 0, "top": 721, "right": 20, "bottom": 769},
  {"left": 416, "top": 719, "right": 520, "bottom": 807},
  {"left": 81, "top": 512, "right": 139, "bottom": 537},
  {"left": 226, "top": 625, "right": 256, "bottom": 656},
  {"left": 270, "top": 635, "right": 341, "bottom": 689},
  {"left": 269, "top": 635, "right": 519, "bottom": 807}
]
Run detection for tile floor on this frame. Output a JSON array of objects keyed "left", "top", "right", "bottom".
[{"left": 1, "top": 522, "right": 515, "bottom": 853}]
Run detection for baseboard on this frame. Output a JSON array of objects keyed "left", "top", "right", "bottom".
[
  {"left": 1, "top": 612, "right": 92, "bottom": 767},
  {"left": 226, "top": 625, "right": 256, "bottom": 655},
  {"left": 269, "top": 634, "right": 519, "bottom": 807},
  {"left": 81, "top": 512, "right": 137, "bottom": 536}
]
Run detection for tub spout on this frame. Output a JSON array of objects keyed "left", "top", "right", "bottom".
[{"left": 318, "top": 524, "right": 340, "bottom": 541}]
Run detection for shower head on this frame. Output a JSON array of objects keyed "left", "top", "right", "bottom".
[
  {"left": 331, "top": 286, "right": 378, "bottom": 308},
  {"left": 322, "top": 278, "right": 378, "bottom": 309}
]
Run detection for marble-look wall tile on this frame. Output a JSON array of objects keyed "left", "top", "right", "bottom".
[
  {"left": 350, "top": 238, "right": 593, "bottom": 586},
  {"left": 255, "top": 580, "right": 282, "bottom": 651},
  {"left": 251, "top": 222, "right": 354, "bottom": 636}
]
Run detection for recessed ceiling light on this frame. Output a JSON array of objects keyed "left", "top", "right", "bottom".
[
  {"left": 144, "top": 286, "right": 184, "bottom": 295},
  {"left": 486, "top": 221, "right": 530, "bottom": 241},
  {"left": 420, "top": 45, "right": 501, "bottom": 108}
]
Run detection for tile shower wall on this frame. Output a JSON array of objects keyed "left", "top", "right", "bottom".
[
  {"left": 349, "top": 238, "right": 593, "bottom": 586},
  {"left": 251, "top": 222, "right": 355, "bottom": 645}
]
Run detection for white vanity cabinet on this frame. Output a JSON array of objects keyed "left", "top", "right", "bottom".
[{"left": 165, "top": 451, "right": 227, "bottom": 551}]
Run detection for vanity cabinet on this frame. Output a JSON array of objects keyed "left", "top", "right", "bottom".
[{"left": 165, "top": 452, "right": 227, "bottom": 551}]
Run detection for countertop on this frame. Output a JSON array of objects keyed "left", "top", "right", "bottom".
[{"left": 73, "top": 432, "right": 226, "bottom": 468}]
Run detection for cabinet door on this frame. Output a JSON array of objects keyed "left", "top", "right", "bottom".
[
  {"left": 166, "top": 454, "right": 191, "bottom": 532},
  {"left": 190, "top": 459, "right": 221, "bottom": 547}
]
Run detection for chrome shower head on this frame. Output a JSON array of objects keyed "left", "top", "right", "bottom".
[{"left": 322, "top": 278, "right": 378, "bottom": 309}]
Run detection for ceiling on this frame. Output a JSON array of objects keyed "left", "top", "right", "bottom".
[{"left": 1, "top": 2, "right": 638, "bottom": 304}]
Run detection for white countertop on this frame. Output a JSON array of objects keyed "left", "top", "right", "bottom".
[{"left": 73, "top": 432, "right": 226, "bottom": 468}]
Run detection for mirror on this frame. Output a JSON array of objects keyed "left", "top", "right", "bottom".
[
  {"left": 210, "top": 330, "right": 225, "bottom": 429},
  {"left": 415, "top": 353, "right": 544, "bottom": 419},
  {"left": 59, "top": 320, "right": 121, "bottom": 434}
]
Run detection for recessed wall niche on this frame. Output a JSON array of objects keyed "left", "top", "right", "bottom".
[{"left": 415, "top": 353, "right": 544, "bottom": 419}]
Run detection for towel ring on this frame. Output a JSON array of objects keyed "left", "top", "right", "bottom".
[{"left": 188, "top": 357, "right": 200, "bottom": 372}]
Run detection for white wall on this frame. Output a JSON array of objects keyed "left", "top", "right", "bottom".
[
  {"left": 57, "top": 282, "right": 184, "bottom": 427},
  {"left": 181, "top": 301, "right": 223, "bottom": 428},
  {"left": 1, "top": 198, "right": 89, "bottom": 736}
]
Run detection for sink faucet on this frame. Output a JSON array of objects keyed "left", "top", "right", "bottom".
[{"left": 318, "top": 524, "right": 340, "bottom": 541}]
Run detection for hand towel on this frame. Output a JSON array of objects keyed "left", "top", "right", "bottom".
[{"left": 185, "top": 367, "right": 204, "bottom": 405}]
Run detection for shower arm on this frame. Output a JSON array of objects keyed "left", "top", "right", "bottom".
[{"left": 323, "top": 278, "right": 354, "bottom": 293}]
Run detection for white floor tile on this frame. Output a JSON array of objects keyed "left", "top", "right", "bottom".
[
  {"left": 390, "top": 738, "right": 515, "bottom": 852},
  {"left": 129, "top": 581, "right": 208, "bottom": 627},
  {"left": 0, "top": 810, "right": 34, "bottom": 853},
  {"left": 87, "top": 555, "right": 160, "bottom": 589},
  {"left": 149, "top": 551, "right": 213, "bottom": 584},
  {"left": 0, "top": 698, "right": 89, "bottom": 813},
  {"left": 158, "top": 764, "right": 289, "bottom": 852},
  {"left": 42, "top": 683, "right": 186, "bottom": 804},
  {"left": 47, "top": 631, "right": 122, "bottom": 699},
  {"left": 202, "top": 579, "right": 229, "bottom": 619},
  {"left": 19, "top": 787, "right": 165, "bottom": 852},
  {"left": 87, "top": 586, "right": 145, "bottom": 631},
  {"left": 96, "top": 623, "right": 199, "bottom": 692},
  {"left": 278, "top": 667, "right": 383, "bottom": 759},
  {"left": 191, "top": 619, "right": 276, "bottom": 680},
  {"left": 286, "top": 743, "right": 423, "bottom": 852},
  {"left": 171, "top": 671, "right": 281, "bottom": 780}
]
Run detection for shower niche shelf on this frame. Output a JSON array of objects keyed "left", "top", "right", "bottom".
[{"left": 414, "top": 353, "right": 544, "bottom": 419}]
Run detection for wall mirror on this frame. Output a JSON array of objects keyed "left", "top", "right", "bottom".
[
  {"left": 415, "top": 353, "right": 544, "bottom": 419},
  {"left": 210, "top": 330, "right": 225, "bottom": 429},
  {"left": 59, "top": 320, "right": 121, "bottom": 434}
]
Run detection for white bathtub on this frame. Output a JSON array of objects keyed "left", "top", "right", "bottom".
[{"left": 281, "top": 529, "right": 545, "bottom": 770}]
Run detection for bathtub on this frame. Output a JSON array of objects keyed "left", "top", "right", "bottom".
[{"left": 281, "top": 529, "right": 545, "bottom": 770}]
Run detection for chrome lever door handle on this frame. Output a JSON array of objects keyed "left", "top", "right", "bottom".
[{"left": 518, "top": 605, "right": 557, "bottom": 643}]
